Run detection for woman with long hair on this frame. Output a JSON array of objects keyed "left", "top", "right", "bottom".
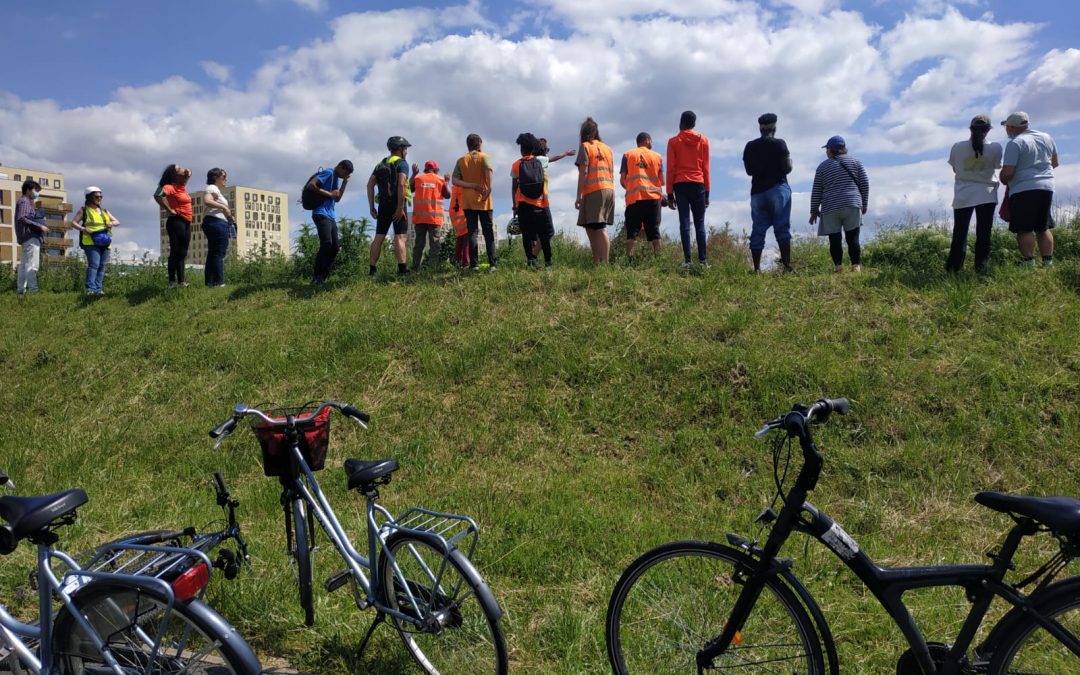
[
  {"left": 946, "top": 115, "right": 1003, "bottom": 272},
  {"left": 154, "top": 163, "right": 193, "bottom": 287},
  {"left": 574, "top": 117, "right": 615, "bottom": 264},
  {"left": 202, "top": 167, "right": 234, "bottom": 287}
]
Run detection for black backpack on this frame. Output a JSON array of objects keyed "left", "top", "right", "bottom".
[
  {"left": 518, "top": 158, "right": 545, "bottom": 200},
  {"left": 300, "top": 171, "right": 328, "bottom": 210},
  {"left": 372, "top": 157, "right": 400, "bottom": 204}
]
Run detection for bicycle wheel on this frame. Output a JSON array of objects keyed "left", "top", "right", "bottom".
[
  {"left": 52, "top": 581, "right": 262, "bottom": 674},
  {"left": 377, "top": 535, "right": 508, "bottom": 674},
  {"left": 990, "top": 581, "right": 1080, "bottom": 673},
  {"left": 288, "top": 498, "right": 315, "bottom": 626},
  {"left": 606, "top": 540, "right": 825, "bottom": 674}
]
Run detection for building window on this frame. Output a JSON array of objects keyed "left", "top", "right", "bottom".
[
  {"left": 260, "top": 194, "right": 265, "bottom": 202},
  {"left": 275, "top": 197, "right": 280, "bottom": 205},
  {"left": 14, "top": 175, "right": 21, "bottom": 181},
  {"left": 56, "top": 180, "right": 62, "bottom": 189},
  {"left": 244, "top": 193, "right": 250, "bottom": 201}
]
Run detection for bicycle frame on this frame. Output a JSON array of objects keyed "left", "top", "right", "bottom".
[
  {"left": 703, "top": 408, "right": 1080, "bottom": 674},
  {"left": 1, "top": 541, "right": 214, "bottom": 674}
]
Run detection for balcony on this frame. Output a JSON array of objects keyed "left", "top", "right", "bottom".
[{"left": 42, "top": 236, "right": 72, "bottom": 248}]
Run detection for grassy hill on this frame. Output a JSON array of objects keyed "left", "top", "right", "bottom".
[{"left": 2, "top": 225, "right": 1080, "bottom": 673}]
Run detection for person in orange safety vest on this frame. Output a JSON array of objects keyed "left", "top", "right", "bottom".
[
  {"left": 620, "top": 132, "right": 666, "bottom": 261},
  {"left": 410, "top": 160, "right": 451, "bottom": 271}
]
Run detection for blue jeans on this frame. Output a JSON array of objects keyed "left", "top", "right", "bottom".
[
  {"left": 83, "top": 245, "right": 110, "bottom": 293},
  {"left": 749, "top": 183, "right": 792, "bottom": 251},
  {"left": 202, "top": 216, "right": 230, "bottom": 286},
  {"left": 674, "top": 182, "right": 707, "bottom": 262}
]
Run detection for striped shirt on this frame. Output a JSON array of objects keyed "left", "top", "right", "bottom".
[
  {"left": 810, "top": 156, "right": 869, "bottom": 216},
  {"left": 14, "top": 195, "right": 45, "bottom": 244}
]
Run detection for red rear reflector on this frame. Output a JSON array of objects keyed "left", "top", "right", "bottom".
[{"left": 171, "top": 562, "right": 210, "bottom": 601}]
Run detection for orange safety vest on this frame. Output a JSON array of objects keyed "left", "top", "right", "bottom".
[
  {"left": 450, "top": 185, "right": 468, "bottom": 237},
  {"left": 455, "top": 151, "right": 493, "bottom": 211},
  {"left": 581, "top": 140, "right": 614, "bottom": 197},
  {"left": 411, "top": 173, "right": 446, "bottom": 226},
  {"left": 512, "top": 156, "right": 548, "bottom": 209},
  {"left": 622, "top": 147, "right": 664, "bottom": 206}
]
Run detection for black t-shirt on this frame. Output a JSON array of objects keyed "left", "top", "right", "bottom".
[{"left": 742, "top": 137, "right": 790, "bottom": 195}]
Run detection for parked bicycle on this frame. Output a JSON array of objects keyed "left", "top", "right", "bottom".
[
  {"left": 209, "top": 400, "right": 508, "bottom": 674},
  {"left": 605, "top": 398, "right": 1080, "bottom": 674},
  {"left": 0, "top": 468, "right": 261, "bottom": 674}
]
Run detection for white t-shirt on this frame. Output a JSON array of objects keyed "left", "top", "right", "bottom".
[
  {"left": 204, "top": 184, "right": 229, "bottom": 220},
  {"left": 947, "top": 140, "right": 1002, "bottom": 209}
]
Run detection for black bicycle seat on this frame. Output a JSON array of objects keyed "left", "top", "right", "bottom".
[
  {"left": 0, "top": 489, "right": 88, "bottom": 541},
  {"left": 976, "top": 492, "right": 1080, "bottom": 533},
  {"left": 344, "top": 458, "right": 399, "bottom": 490}
]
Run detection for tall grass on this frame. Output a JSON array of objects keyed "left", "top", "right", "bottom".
[{"left": 1, "top": 217, "right": 1079, "bottom": 672}]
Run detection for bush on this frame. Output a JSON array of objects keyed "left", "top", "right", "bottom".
[{"left": 292, "top": 217, "right": 373, "bottom": 279}]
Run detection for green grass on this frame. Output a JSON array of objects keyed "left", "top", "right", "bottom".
[{"left": 2, "top": 224, "right": 1080, "bottom": 673}]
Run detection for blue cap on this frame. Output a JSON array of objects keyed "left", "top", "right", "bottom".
[{"left": 823, "top": 135, "right": 846, "bottom": 150}]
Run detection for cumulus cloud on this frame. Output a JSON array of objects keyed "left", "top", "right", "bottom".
[
  {"left": 1000, "top": 49, "right": 1080, "bottom": 127},
  {"left": 0, "top": 3, "right": 1073, "bottom": 259}
]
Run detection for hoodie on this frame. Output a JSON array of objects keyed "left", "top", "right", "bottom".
[{"left": 666, "top": 129, "right": 711, "bottom": 193}]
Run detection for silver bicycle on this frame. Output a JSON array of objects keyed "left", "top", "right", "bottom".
[
  {"left": 210, "top": 400, "right": 508, "bottom": 674},
  {"left": 0, "top": 468, "right": 261, "bottom": 674}
]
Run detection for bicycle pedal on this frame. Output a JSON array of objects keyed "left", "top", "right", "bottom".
[{"left": 325, "top": 569, "right": 351, "bottom": 593}]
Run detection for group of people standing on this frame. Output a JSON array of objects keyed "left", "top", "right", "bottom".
[{"left": 9, "top": 109, "right": 1061, "bottom": 296}]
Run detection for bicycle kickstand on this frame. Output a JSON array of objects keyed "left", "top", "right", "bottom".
[{"left": 357, "top": 611, "right": 387, "bottom": 658}]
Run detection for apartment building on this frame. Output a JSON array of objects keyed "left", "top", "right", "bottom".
[
  {"left": 0, "top": 164, "right": 73, "bottom": 266},
  {"left": 160, "top": 185, "right": 288, "bottom": 263}
]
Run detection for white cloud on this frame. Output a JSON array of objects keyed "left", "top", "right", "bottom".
[{"left": 0, "top": 3, "right": 1075, "bottom": 260}]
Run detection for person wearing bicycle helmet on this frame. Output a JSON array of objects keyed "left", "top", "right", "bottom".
[{"left": 367, "top": 136, "right": 412, "bottom": 276}]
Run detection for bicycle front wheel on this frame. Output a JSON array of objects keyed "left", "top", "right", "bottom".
[
  {"left": 288, "top": 497, "right": 315, "bottom": 626},
  {"left": 52, "top": 581, "right": 261, "bottom": 674},
  {"left": 378, "top": 535, "right": 508, "bottom": 674},
  {"left": 606, "top": 540, "right": 825, "bottom": 674},
  {"left": 990, "top": 580, "right": 1080, "bottom": 673}
]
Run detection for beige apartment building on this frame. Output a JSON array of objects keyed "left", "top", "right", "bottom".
[
  {"left": 159, "top": 185, "right": 288, "bottom": 264},
  {"left": 0, "top": 164, "right": 73, "bottom": 266}
]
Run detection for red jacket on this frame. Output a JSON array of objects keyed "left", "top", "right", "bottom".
[{"left": 666, "top": 129, "right": 710, "bottom": 192}]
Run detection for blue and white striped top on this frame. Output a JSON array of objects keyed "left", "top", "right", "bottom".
[{"left": 810, "top": 156, "right": 869, "bottom": 216}]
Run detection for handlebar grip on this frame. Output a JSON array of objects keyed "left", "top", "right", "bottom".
[
  {"left": 213, "top": 471, "right": 227, "bottom": 494},
  {"left": 0, "top": 469, "right": 8, "bottom": 486},
  {"left": 209, "top": 417, "right": 238, "bottom": 439},
  {"left": 341, "top": 404, "right": 370, "bottom": 424},
  {"left": 825, "top": 398, "right": 850, "bottom": 415}
]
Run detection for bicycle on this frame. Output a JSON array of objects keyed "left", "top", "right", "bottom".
[
  {"left": 209, "top": 400, "right": 508, "bottom": 674},
  {"left": 0, "top": 468, "right": 262, "bottom": 674},
  {"left": 605, "top": 397, "right": 1080, "bottom": 674}
]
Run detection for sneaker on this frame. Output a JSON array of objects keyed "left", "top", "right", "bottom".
[
  {"left": 169, "top": 282, "right": 179, "bottom": 289},
  {"left": 679, "top": 260, "right": 692, "bottom": 271},
  {"left": 489, "top": 265, "right": 498, "bottom": 272},
  {"left": 699, "top": 260, "right": 710, "bottom": 269},
  {"left": 526, "top": 259, "right": 538, "bottom": 267},
  {"left": 851, "top": 264, "right": 861, "bottom": 273},
  {"left": 833, "top": 265, "right": 843, "bottom": 273},
  {"left": 783, "top": 264, "right": 797, "bottom": 274},
  {"left": 213, "top": 284, "right": 227, "bottom": 288},
  {"left": 180, "top": 282, "right": 189, "bottom": 288},
  {"left": 471, "top": 266, "right": 480, "bottom": 272},
  {"left": 1042, "top": 257, "right": 1054, "bottom": 267},
  {"left": 1018, "top": 258, "right": 1036, "bottom": 268}
]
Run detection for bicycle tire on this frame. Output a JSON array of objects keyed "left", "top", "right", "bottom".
[
  {"left": 377, "top": 534, "right": 508, "bottom": 674},
  {"left": 606, "top": 540, "right": 825, "bottom": 674},
  {"left": 989, "top": 578, "right": 1080, "bottom": 673},
  {"left": 289, "top": 498, "right": 315, "bottom": 626},
  {"left": 52, "top": 580, "right": 262, "bottom": 674}
]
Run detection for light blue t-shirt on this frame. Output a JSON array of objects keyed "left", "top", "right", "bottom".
[
  {"left": 312, "top": 168, "right": 339, "bottom": 219},
  {"left": 1003, "top": 130, "right": 1056, "bottom": 195}
]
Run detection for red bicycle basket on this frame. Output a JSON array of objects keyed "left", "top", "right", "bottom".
[{"left": 252, "top": 406, "right": 331, "bottom": 477}]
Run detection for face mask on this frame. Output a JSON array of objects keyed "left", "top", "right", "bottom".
[{"left": 31, "top": 190, "right": 40, "bottom": 199}]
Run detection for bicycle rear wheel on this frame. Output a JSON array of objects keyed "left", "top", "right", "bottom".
[
  {"left": 52, "top": 581, "right": 261, "bottom": 674},
  {"left": 287, "top": 497, "right": 315, "bottom": 626},
  {"left": 378, "top": 534, "right": 508, "bottom": 674},
  {"left": 990, "top": 580, "right": 1080, "bottom": 673},
  {"left": 606, "top": 540, "right": 825, "bottom": 674}
]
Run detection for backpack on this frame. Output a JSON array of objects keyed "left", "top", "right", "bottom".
[
  {"left": 518, "top": 157, "right": 545, "bottom": 200},
  {"left": 300, "top": 170, "right": 328, "bottom": 210},
  {"left": 372, "top": 156, "right": 404, "bottom": 206}
]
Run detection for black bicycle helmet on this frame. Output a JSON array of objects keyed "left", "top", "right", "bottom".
[{"left": 386, "top": 136, "right": 411, "bottom": 151}]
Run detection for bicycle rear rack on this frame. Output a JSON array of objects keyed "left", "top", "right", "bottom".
[
  {"left": 383, "top": 507, "right": 480, "bottom": 560},
  {"left": 69, "top": 543, "right": 207, "bottom": 594}
]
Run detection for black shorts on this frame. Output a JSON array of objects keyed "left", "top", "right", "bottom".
[
  {"left": 376, "top": 211, "right": 409, "bottom": 236},
  {"left": 625, "top": 200, "right": 661, "bottom": 241},
  {"left": 1008, "top": 189, "right": 1054, "bottom": 234}
]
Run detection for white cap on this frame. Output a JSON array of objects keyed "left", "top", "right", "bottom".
[{"left": 84, "top": 186, "right": 102, "bottom": 196}]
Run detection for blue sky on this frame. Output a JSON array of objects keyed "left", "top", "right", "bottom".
[{"left": 3, "top": 0, "right": 1079, "bottom": 260}]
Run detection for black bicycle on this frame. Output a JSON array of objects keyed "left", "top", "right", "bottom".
[{"left": 605, "top": 398, "right": 1080, "bottom": 674}]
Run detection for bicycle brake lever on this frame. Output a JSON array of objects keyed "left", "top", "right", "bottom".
[{"left": 753, "top": 423, "right": 775, "bottom": 437}]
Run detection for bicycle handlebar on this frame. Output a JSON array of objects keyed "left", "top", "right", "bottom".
[
  {"left": 208, "top": 400, "right": 370, "bottom": 448},
  {"left": 754, "top": 397, "right": 850, "bottom": 437}
]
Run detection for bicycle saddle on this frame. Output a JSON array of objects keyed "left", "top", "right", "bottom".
[
  {"left": 0, "top": 489, "right": 88, "bottom": 541},
  {"left": 344, "top": 458, "right": 399, "bottom": 491},
  {"left": 976, "top": 492, "right": 1080, "bottom": 533}
]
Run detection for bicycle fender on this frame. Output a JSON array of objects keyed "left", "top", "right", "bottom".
[
  {"left": 979, "top": 575, "right": 1080, "bottom": 659},
  {"left": 180, "top": 598, "right": 264, "bottom": 675},
  {"left": 384, "top": 530, "right": 503, "bottom": 622}
]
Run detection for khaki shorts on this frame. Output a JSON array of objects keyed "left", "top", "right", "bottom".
[{"left": 577, "top": 189, "right": 615, "bottom": 228}]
